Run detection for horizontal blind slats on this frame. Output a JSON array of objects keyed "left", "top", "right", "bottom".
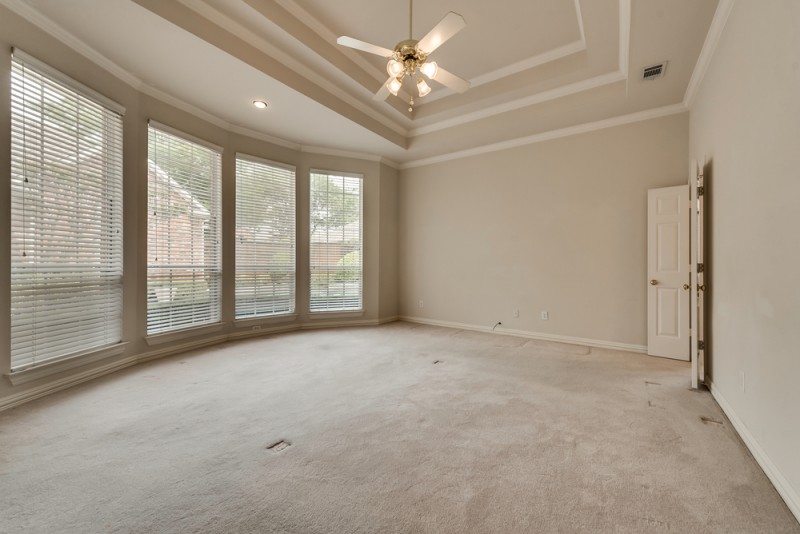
[
  {"left": 10, "top": 54, "right": 124, "bottom": 371},
  {"left": 147, "top": 125, "right": 221, "bottom": 334},
  {"left": 235, "top": 156, "right": 296, "bottom": 319},
  {"left": 309, "top": 171, "right": 363, "bottom": 312}
]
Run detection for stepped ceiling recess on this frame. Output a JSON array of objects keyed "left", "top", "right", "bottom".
[{"left": 3, "top": 0, "right": 719, "bottom": 166}]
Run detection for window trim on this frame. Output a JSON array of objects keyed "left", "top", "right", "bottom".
[
  {"left": 308, "top": 168, "right": 364, "bottom": 314},
  {"left": 234, "top": 153, "right": 297, "bottom": 320},
  {"left": 146, "top": 122, "right": 223, "bottom": 335},
  {"left": 9, "top": 49, "right": 125, "bottom": 373}
]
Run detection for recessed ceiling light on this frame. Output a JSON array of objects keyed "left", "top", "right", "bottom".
[{"left": 252, "top": 99, "right": 268, "bottom": 109}]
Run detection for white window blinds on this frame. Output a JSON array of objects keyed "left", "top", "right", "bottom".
[
  {"left": 147, "top": 124, "right": 221, "bottom": 334},
  {"left": 309, "top": 171, "right": 363, "bottom": 312},
  {"left": 10, "top": 51, "right": 124, "bottom": 372},
  {"left": 235, "top": 155, "right": 296, "bottom": 319}
]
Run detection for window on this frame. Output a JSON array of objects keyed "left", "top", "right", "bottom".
[
  {"left": 235, "top": 155, "right": 296, "bottom": 319},
  {"left": 10, "top": 50, "right": 124, "bottom": 371},
  {"left": 147, "top": 123, "right": 221, "bottom": 334},
  {"left": 309, "top": 171, "right": 362, "bottom": 312}
]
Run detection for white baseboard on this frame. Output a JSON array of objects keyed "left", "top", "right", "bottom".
[
  {"left": 0, "top": 356, "right": 138, "bottom": 412},
  {"left": 709, "top": 382, "right": 800, "bottom": 523},
  {"left": 399, "top": 316, "right": 648, "bottom": 354}
]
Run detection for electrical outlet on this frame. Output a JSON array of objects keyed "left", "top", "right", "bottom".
[
  {"left": 740, "top": 371, "right": 746, "bottom": 392},
  {"left": 541, "top": 311, "right": 549, "bottom": 321},
  {"left": 418, "top": 300, "right": 424, "bottom": 309},
  {"left": 513, "top": 309, "right": 519, "bottom": 318}
]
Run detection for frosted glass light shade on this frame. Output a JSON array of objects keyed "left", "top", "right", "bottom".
[
  {"left": 387, "top": 77, "right": 403, "bottom": 96},
  {"left": 417, "top": 78, "right": 431, "bottom": 97},
  {"left": 387, "top": 59, "right": 404, "bottom": 77},
  {"left": 420, "top": 61, "right": 438, "bottom": 79}
]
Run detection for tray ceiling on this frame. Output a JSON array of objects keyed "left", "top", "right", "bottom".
[{"left": 4, "top": 0, "right": 720, "bottom": 165}]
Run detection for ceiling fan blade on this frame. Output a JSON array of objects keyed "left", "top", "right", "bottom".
[
  {"left": 432, "top": 67, "right": 470, "bottom": 93},
  {"left": 337, "top": 36, "right": 394, "bottom": 58},
  {"left": 417, "top": 12, "right": 466, "bottom": 54},
  {"left": 373, "top": 76, "right": 394, "bottom": 101}
]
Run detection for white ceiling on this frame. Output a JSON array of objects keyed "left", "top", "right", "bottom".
[{"left": 5, "top": 0, "right": 720, "bottom": 166}]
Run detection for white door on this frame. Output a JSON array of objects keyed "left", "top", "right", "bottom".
[
  {"left": 647, "top": 185, "right": 690, "bottom": 360},
  {"left": 690, "top": 161, "right": 706, "bottom": 387}
]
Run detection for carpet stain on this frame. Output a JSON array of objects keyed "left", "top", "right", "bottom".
[
  {"left": 645, "top": 381, "right": 662, "bottom": 386},
  {"left": 433, "top": 360, "right": 443, "bottom": 364},
  {"left": 267, "top": 440, "right": 291, "bottom": 452},
  {"left": 700, "top": 416, "right": 724, "bottom": 426}
]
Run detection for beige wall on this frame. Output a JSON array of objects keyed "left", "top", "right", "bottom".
[
  {"left": 0, "top": 5, "right": 398, "bottom": 408},
  {"left": 379, "top": 164, "right": 399, "bottom": 319},
  {"left": 689, "top": 0, "right": 800, "bottom": 515},
  {"left": 398, "top": 113, "right": 689, "bottom": 348}
]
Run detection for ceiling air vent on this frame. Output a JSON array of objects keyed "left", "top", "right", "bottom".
[{"left": 643, "top": 62, "right": 667, "bottom": 81}]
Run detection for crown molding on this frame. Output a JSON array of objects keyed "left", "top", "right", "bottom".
[
  {"left": 409, "top": 70, "right": 626, "bottom": 137},
  {"left": 400, "top": 103, "right": 688, "bottom": 169},
  {"left": 0, "top": 0, "right": 143, "bottom": 88},
  {"left": 300, "top": 146, "right": 399, "bottom": 168},
  {"left": 683, "top": 0, "right": 736, "bottom": 108},
  {"left": 410, "top": 0, "right": 630, "bottom": 137},
  {"left": 181, "top": 0, "right": 409, "bottom": 137}
]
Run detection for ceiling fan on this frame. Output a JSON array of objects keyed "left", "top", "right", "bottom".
[{"left": 336, "top": 0, "right": 470, "bottom": 110}]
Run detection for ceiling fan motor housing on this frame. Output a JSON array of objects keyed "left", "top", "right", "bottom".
[{"left": 394, "top": 39, "right": 427, "bottom": 76}]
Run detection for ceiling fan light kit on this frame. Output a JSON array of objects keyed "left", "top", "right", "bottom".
[{"left": 337, "top": 0, "right": 470, "bottom": 111}]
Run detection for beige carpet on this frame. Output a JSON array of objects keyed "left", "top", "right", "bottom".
[{"left": 1, "top": 322, "right": 797, "bottom": 533}]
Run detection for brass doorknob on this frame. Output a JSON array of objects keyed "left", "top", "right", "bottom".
[
  {"left": 650, "top": 280, "right": 658, "bottom": 285},
  {"left": 683, "top": 284, "right": 691, "bottom": 290}
]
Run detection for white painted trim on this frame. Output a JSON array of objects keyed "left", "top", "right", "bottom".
[
  {"left": 144, "top": 323, "right": 225, "bottom": 347},
  {"left": 683, "top": 0, "right": 736, "bottom": 108},
  {"left": 709, "top": 381, "right": 800, "bottom": 522},
  {"left": 0, "top": 0, "right": 403, "bottom": 158},
  {"left": 7, "top": 343, "right": 129, "bottom": 385},
  {"left": 0, "top": 0, "right": 142, "bottom": 87},
  {"left": 274, "top": 0, "right": 388, "bottom": 85},
  {"left": 300, "top": 318, "right": 383, "bottom": 330},
  {"left": 425, "top": 41, "right": 586, "bottom": 104},
  {"left": 232, "top": 314, "right": 299, "bottom": 329},
  {"left": 228, "top": 324, "right": 301, "bottom": 340},
  {"left": 0, "top": 356, "right": 138, "bottom": 412},
  {"left": 180, "top": 0, "right": 409, "bottom": 137},
  {"left": 401, "top": 103, "right": 688, "bottom": 169},
  {"left": 574, "top": 0, "right": 586, "bottom": 44},
  {"left": 137, "top": 335, "right": 230, "bottom": 364},
  {"left": 300, "top": 146, "right": 400, "bottom": 168},
  {"left": 399, "top": 316, "right": 648, "bottom": 354},
  {"left": 409, "top": 71, "right": 626, "bottom": 137}
]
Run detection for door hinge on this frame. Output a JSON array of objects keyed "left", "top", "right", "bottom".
[
  {"left": 698, "top": 340, "right": 705, "bottom": 351},
  {"left": 697, "top": 186, "right": 705, "bottom": 196},
  {"left": 697, "top": 263, "right": 704, "bottom": 273}
]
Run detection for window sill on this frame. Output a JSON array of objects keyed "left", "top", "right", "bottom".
[
  {"left": 307, "top": 309, "right": 365, "bottom": 320},
  {"left": 234, "top": 314, "right": 298, "bottom": 329},
  {"left": 7, "top": 342, "right": 129, "bottom": 386},
  {"left": 145, "top": 323, "right": 225, "bottom": 347}
]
